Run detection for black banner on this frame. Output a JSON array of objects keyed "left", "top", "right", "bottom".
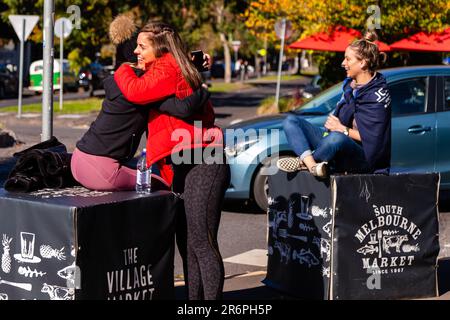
[
  {"left": 0, "top": 187, "right": 178, "bottom": 300},
  {"left": 264, "top": 171, "right": 332, "bottom": 299},
  {"left": 331, "top": 174, "right": 440, "bottom": 300}
]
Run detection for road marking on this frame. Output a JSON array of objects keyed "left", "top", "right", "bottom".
[
  {"left": 223, "top": 249, "right": 268, "bottom": 267},
  {"left": 57, "top": 114, "right": 87, "bottom": 119},
  {"left": 18, "top": 113, "right": 40, "bottom": 118}
]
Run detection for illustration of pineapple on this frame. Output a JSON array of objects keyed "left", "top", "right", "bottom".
[
  {"left": 2, "top": 235, "right": 12, "bottom": 274},
  {"left": 40, "top": 245, "right": 66, "bottom": 261}
]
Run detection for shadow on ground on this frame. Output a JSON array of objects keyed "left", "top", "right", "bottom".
[{"left": 222, "top": 198, "right": 265, "bottom": 214}]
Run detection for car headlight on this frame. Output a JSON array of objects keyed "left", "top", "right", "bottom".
[{"left": 225, "top": 138, "right": 259, "bottom": 157}]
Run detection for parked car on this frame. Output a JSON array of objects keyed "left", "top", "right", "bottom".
[
  {"left": 0, "top": 63, "right": 18, "bottom": 98},
  {"left": 0, "top": 64, "right": 19, "bottom": 99},
  {"left": 300, "top": 75, "right": 323, "bottom": 99},
  {"left": 224, "top": 65, "right": 450, "bottom": 211},
  {"left": 29, "top": 59, "right": 78, "bottom": 94},
  {"left": 78, "top": 62, "right": 114, "bottom": 96}
]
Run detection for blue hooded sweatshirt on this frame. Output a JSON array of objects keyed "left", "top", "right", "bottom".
[{"left": 334, "top": 73, "right": 391, "bottom": 174}]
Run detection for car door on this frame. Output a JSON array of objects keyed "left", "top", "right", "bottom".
[
  {"left": 435, "top": 76, "right": 450, "bottom": 189},
  {"left": 390, "top": 76, "right": 436, "bottom": 173}
]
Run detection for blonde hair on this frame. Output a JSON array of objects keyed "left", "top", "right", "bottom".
[
  {"left": 349, "top": 30, "right": 387, "bottom": 74},
  {"left": 139, "top": 22, "right": 202, "bottom": 90}
]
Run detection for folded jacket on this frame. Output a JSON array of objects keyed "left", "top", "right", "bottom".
[{"left": 4, "top": 137, "right": 78, "bottom": 192}]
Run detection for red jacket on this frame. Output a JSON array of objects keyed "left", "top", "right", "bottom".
[{"left": 114, "top": 53, "right": 223, "bottom": 185}]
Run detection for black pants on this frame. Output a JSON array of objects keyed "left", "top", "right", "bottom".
[{"left": 173, "top": 157, "right": 230, "bottom": 300}]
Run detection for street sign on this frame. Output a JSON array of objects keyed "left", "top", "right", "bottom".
[
  {"left": 8, "top": 15, "right": 39, "bottom": 118},
  {"left": 55, "top": 18, "right": 73, "bottom": 39},
  {"left": 231, "top": 40, "right": 241, "bottom": 52},
  {"left": 55, "top": 18, "right": 73, "bottom": 111},
  {"left": 275, "top": 19, "right": 293, "bottom": 39},
  {"left": 8, "top": 15, "right": 39, "bottom": 42}
]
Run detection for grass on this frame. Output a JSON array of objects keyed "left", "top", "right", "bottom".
[
  {"left": 208, "top": 81, "right": 252, "bottom": 93},
  {"left": 0, "top": 98, "right": 102, "bottom": 114}
]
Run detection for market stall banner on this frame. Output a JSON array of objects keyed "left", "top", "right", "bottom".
[
  {"left": 264, "top": 171, "right": 332, "bottom": 299},
  {"left": 264, "top": 171, "right": 440, "bottom": 300},
  {"left": 331, "top": 173, "right": 440, "bottom": 300},
  {"left": 0, "top": 187, "right": 178, "bottom": 300}
]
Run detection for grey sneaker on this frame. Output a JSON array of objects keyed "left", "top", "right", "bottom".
[
  {"left": 276, "top": 157, "right": 307, "bottom": 172},
  {"left": 310, "top": 162, "right": 328, "bottom": 178}
]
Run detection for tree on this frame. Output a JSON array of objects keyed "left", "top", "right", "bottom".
[{"left": 244, "top": 0, "right": 450, "bottom": 86}]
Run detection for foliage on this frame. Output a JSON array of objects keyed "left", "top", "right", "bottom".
[{"left": 245, "top": 0, "right": 450, "bottom": 86}]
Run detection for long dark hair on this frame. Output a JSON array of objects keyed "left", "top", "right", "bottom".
[
  {"left": 139, "top": 22, "right": 202, "bottom": 89},
  {"left": 349, "top": 30, "right": 387, "bottom": 74}
]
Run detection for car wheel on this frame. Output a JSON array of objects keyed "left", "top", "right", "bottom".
[
  {"left": 253, "top": 168, "right": 269, "bottom": 212},
  {"left": 252, "top": 155, "right": 292, "bottom": 212},
  {"left": 0, "top": 85, "right": 5, "bottom": 99}
]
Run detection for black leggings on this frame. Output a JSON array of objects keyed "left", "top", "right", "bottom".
[{"left": 173, "top": 160, "right": 230, "bottom": 300}]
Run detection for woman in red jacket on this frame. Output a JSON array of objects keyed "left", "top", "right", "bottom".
[{"left": 114, "top": 22, "right": 230, "bottom": 300}]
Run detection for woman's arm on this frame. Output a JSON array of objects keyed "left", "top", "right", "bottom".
[
  {"left": 157, "top": 87, "right": 210, "bottom": 119},
  {"left": 325, "top": 115, "right": 362, "bottom": 142},
  {"left": 114, "top": 61, "right": 177, "bottom": 104}
]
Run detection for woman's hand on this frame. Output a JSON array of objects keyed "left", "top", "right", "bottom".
[
  {"left": 324, "top": 115, "right": 346, "bottom": 132},
  {"left": 203, "top": 53, "right": 212, "bottom": 70}
]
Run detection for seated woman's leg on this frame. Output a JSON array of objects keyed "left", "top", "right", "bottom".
[
  {"left": 282, "top": 115, "right": 325, "bottom": 160},
  {"left": 71, "top": 148, "right": 136, "bottom": 190},
  {"left": 313, "top": 132, "right": 369, "bottom": 173}
]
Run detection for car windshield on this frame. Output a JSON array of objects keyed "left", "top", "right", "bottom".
[{"left": 293, "top": 82, "right": 342, "bottom": 115}]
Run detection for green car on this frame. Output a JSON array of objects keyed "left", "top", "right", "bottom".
[{"left": 224, "top": 66, "right": 450, "bottom": 211}]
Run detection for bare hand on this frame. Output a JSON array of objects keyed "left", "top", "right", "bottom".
[
  {"left": 324, "top": 115, "right": 345, "bottom": 132},
  {"left": 203, "top": 53, "right": 212, "bottom": 70}
]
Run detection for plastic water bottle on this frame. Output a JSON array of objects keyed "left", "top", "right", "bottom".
[{"left": 136, "top": 148, "right": 151, "bottom": 193}]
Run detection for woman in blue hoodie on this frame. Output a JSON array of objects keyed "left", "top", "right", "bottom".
[{"left": 278, "top": 30, "right": 391, "bottom": 177}]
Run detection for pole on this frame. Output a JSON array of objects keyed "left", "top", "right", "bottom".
[
  {"left": 42, "top": 0, "right": 54, "bottom": 141},
  {"left": 275, "top": 18, "right": 286, "bottom": 112},
  {"left": 59, "top": 22, "right": 63, "bottom": 110},
  {"left": 17, "top": 19, "right": 25, "bottom": 118}
]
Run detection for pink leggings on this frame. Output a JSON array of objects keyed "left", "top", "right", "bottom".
[{"left": 71, "top": 148, "right": 169, "bottom": 191}]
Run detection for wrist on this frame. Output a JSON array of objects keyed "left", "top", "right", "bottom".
[{"left": 342, "top": 126, "right": 349, "bottom": 136}]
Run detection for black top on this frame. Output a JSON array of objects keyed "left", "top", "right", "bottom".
[{"left": 76, "top": 70, "right": 209, "bottom": 163}]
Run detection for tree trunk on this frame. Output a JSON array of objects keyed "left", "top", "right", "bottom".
[
  {"left": 220, "top": 33, "right": 232, "bottom": 83},
  {"left": 215, "top": 1, "right": 231, "bottom": 83}
]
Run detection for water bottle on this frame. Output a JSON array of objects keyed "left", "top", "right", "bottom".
[{"left": 136, "top": 148, "right": 151, "bottom": 193}]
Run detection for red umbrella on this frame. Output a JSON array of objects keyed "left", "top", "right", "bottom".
[
  {"left": 389, "top": 28, "right": 450, "bottom": 52},
  {"left": 289, "top": 25, "right": 391, "bottom": 52}
]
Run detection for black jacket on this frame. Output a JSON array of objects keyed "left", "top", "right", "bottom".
[
  {"left": 335, "top": 73, "right": 391, "bottom": 174},
  {"left": 4, "top": 136, "right": 77, "bottom": 192},
  {"left": 76, "top": 71, "right": 210, "bottom": 163}
]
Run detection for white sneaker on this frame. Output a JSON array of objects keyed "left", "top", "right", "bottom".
[
  {"left": 310, "top": 162, "right": 328, "bottom": 178},
  {"left": 276, "top": 157, "right": 307, "bottom": 172}
]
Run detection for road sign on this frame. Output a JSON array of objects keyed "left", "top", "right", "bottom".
[
  {"left": 8, "top": 15, "right": 39, "bottom": 118},
  {"left": 8, "top": 15, "right": 39, "bottom": 42},
  {"left": 275, "top": 19, "right": 293, "bottom": 39},
  {"left": 55, "top": 18, "right": 73, "bottom": 39}
]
